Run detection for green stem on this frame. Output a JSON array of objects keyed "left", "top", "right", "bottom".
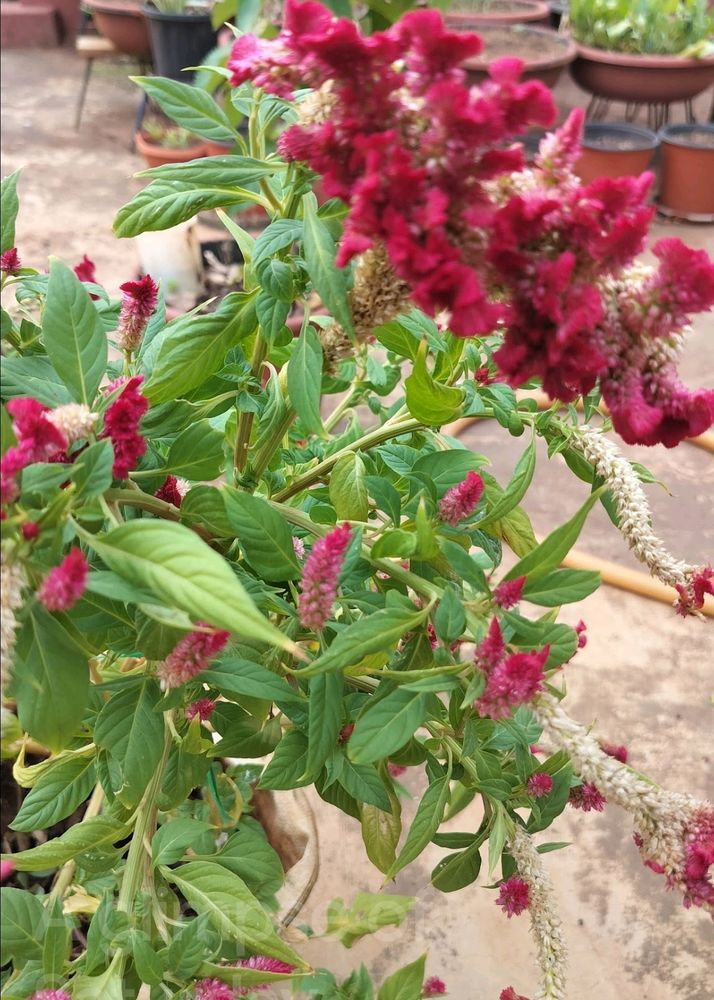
[
  {"left": 251, "top": 404, "right": 296, "bottom": 482},
  {"left": 234, "top": 335, "right": 268, "bottom": 480},
  {"left": 323, "top": 387, "right": 359, "bottom": 434},
  {"left": 48, "top": 783, "right": 104, "bottom": 905}
]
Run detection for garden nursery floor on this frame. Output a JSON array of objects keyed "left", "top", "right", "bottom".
[{"left": 2, "top": 48, "right": 714, "bottom": 1000}]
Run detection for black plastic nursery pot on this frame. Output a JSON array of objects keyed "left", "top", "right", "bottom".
[
  {"left": 142, "top": 3, "right": 216, "bottom": 81},
  {"left": 575, "top": 123, "right": 659, "bottom": 185}
]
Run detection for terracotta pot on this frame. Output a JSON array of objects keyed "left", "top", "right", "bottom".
[
  {"left": 575, "top": 123, "right": 659, "bottom": 185},
  {"left": 86, "top": 0, "right": 152, "bottom": 58},
  {"left": 134, "top": 131, "right": 207, "bottom": 169},
  {"left": 658, "top": 123, "right": 714, "bottom": 222},
  {"left": 203, "top": 138, "right": 236, "bottom": 157},
  {"left": 462, "top": 24, "right": 576, "bottom": 87},
  {"left": 445, "top": 0, "right": 550, "bottom": 28},
  {"left": 571, "top": 43, "right": 714, "bottom": 104}
]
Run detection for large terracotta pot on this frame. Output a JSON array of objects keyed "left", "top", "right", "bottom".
[
  {"left": 575, "top": 123, "right": 659, "bottom": 185},
  {"left": 446, "top": 0, "right": 550, "bottom": 28},
  {"left": 658, "top": 123, "right": 714, "bottom": 222},
  {"left": 134, "top": 131, "right": 207, "bottom": 168},
  {"left": 463, "top": 24, "right": 576, "bottom": 87},
  {"left": 85, "top": 0, "right": 152, "bottom": 58},
  {"left": 571, "top": 43, "right": 714, "bottom": 104}
]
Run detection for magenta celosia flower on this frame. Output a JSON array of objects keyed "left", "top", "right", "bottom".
[
  {"left": 21, "top": 521, "right": 41, "bottom": 541},
  {"left": 1, "top": 247, "right": 22, "bottom": 274},
  {"left": 388, "top": 762, "right": 408, "bottom": 778},
  {"left": 674, "top": 566, "right": 714, "bottom": 617},
  {"left": 575, "top": 619, "right": 587, "bottom": 649},
  {"left": 73, "top": 254, "right": 97, "bottom": 284},
  {"left": 438, "top": 471, "right": 484, "bottom": 526},
  {"left": 157, "top": 625, "right": 230, "bottom": 689},
  {"left": 527, "top": 772, "right": 553, "bottom": 798},
  {"left": 116, "top": 273, "right": 159, "bottom": 353},
  {"left": 37, "top": 547, "right": 89, "bottom": 612},
  {"left": 474, "top": 617, "right": 506, "bottom": 672},
  {"left": 500, "top": 988, "right": 530, "bottom": 1000},
  {"left": 569, "top": 782, "right": 606, "bottom": 812},
  {"left": 337, "top": 723, "right": 355, "bottom": 744},
  {"left": 186, "top": 698, "right": 216, "bottom": 722},
  {"left": 233, "top": 956, "right": 296, "bottom": 995},
  {"left": 2, "top": 397, "right": 71, "bottom": 505},
  {"left": 100, "top": 375, "right": 149, "bottom": 479},
  {"left": 496, "top": 876, "right": 530, "bottom": 918},
  {"left": 193, "top": 980, "right": 235, "bottom": 1000},
  {"left": 493, "top": 576, "right": 525, "bottom": 609},
  {"left": 30, "top": 991, "right": 71, "bottom": 1000},
  {"left": 423, "top": 975, "right": 447, "bottom": 996},
  {"left": 298, "top": 523, "right": 352, "bottom": 631},
  {"left": 600, "top": 742, "right": 628, "bottom": 764},
  {"left": 475, "top": 645, "right": 549, "bottom": 719},
  {"left": 154, "top": 475, "right": 184, "bottom": 508}
]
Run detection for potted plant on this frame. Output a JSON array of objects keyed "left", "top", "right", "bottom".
[
  {"left": 575, "top": 122, "right": 659, "bottom": 184},
  {"left": 85, "top": 0, "right": 152, "bottom": 58},
  {"left": 2, "top": 4, "right": 714, "bottom": 999},
  {"left": 445, "top": 0, "right": 551, "bottom": 28},
  {"left": 142, "top": 0, "right": 218, "bottom": 82},
  {"left": 135, "top": 114, "right": 207, "bottom": 166},
  {"left": 658, "top": 122, "right": 714, "bottom": 221},
  {"left": 462, "top": 23, "right": 577, "bottom": 86},
  {"left": 569, "top": 0, "right": 714, "bottom": 105}
]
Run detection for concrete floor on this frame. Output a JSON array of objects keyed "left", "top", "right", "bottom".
[{"left": 2, "top": 47, "right": 713, "bottom": 1000}]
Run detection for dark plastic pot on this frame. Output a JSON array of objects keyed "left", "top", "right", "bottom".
[
  {"left": 575, "top": 123, "right": 659, "bottom": 185},
  {"left": 142, "top": 4, "right": 216, "bottom": 81},
  {"left": 658, "top": 123, "right": 714, "bottom": 222},
  {"left": 462, "top": 24, "right": 576, "bottom": 88},
  {"left": 571, "top": 43, "right": 714, "bottom": 104},
  {"left": 548, "top": 0, "right": 567, "bottom": 29}
]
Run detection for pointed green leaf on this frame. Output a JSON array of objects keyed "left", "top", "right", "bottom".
[
  {"left": 302, "top": 193, "right": 353, "bottom": 335},
  {"left": 387, "top": 775, "right": 451, "bottom": 878},
  {"left": 348, "top": 689, "right": 434, "bottom": 765},
  {"left": 223, "top": 489, "right": 301, "bottom": 581},
  {"left": 132, "top": 76, "right": 237, "bottom": 142},
  {"left": 288, "top": 324, "right": 324, "bottom": 435},
  {"left": 11, "top": 755, "right": 96, "bottom": 832}
]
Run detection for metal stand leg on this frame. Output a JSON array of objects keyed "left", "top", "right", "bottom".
[
  {"left": 685, "top": 99, "right": 695, "bottom": 123},
  {"left": 75, "top": 59, "right": 94, "bottom": 131},
  {"left": 131, "top": 92, "right": 149, "bottom": 152}
]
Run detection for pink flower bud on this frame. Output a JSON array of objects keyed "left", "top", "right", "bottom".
[
  {"left": 526, "top": 772, "right": 553, "bottom": 798},
  {"left": 0, "top": 247, "right": 21, "bottom": 274},
  {"left": 493, "top": 575, "right": 525, "bottom": 609},
  {"left": 298, "top": 523, "right": 352, "bottom": 631},
  {"left": 157, "top": 625, "right": 230, "bottom": 689},
  {"left": 116, "top": 274, "right": 159, "bottom": 353},
  {"left": 438, "top": 472, "right": 484, "bottom": 526},
  {"left": 37, "top": 548, "right": 89, "bottom": 612},
  {"left": 496, "top": 876, "right": 530, "bottom": 918}
]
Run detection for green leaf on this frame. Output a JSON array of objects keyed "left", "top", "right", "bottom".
[
  {"left": 299, "top": 605, "right": 428, "bottom": 678},
  {"left": 82, "top": 521, "right": 299, "bottom": 655},
  {"left": 377, "top": 955, "right": 426, "bottom": 1000},
  {"left": 144, "top": 291, "right": 257, "bottom": 404},
  {"left": 302, "top": 193, "right": 353, "bottom": 335},
  {"left": 130, "top": 928, "right": 165, "bottom": 986},
  {"left": 163, "top": 419, "right": 225, "bottom": 480},
  {"left": 361, "top": 785, "right": 402, "bottom": 875},
  {"left": 42, "top": 258, "right": 107, "bottom": 405},
  {"left": 210, "top": 703, "right": 282, "bottom": 759},
  {"left": 181, "top": 485, "right": 233, "bottom": 537},
  {"left": 152, "top": 818, "right": 214, "bottom": 867},
  {"left": 329, "top": 453, "right": 369, "bottom": 521},
  {"left": 166, "top": 914, "right": 214, "bottom": 978},
  {"left": 71, "top": 965, "right": 124, "bottom": 1000},
  {"left": 431, "top": 842, "right": 481, "bottom": 892},
  {"left": 481, "top": 438, "right": 536, "bottom": 525},
  {"left": 132, "top": 76, "right": 237, "bottom": 141},
  {"left": 70, "top": 439, "right": 114, "bottom": 500},
  {"left": 258, "top": 730, "right": 312, "bottom": 790},
  {"left": 527, "top": 765, "right": 573, "bottom": 833},
  {"left": 0, "top": 355, "right": 72, "bottom": 407},
  {"left": 253, "top": 219, "right": 304, "bottom": 263},
  {"left": 327, "top": 893, "right": 415, "bottom": 950},
  {"left": 0, "top": 888, "right": 45, "bottom": 964},
  {"left": 1, "top": 169, "right": 20, "bottom": 253},
  {"left": 42, "top": 897, "right": 70, "bottom": 984},
  {"left": 5, "top": 816, "right": 128, "bottom": 872},
  {"left": 433, "top": 585, "right": 465, "bottom": 644},
  {"left": 195, "top": 825, "right": 284, "bottom": 900},
  {"left": 197, "top": 960, "right": 301, "bottom": 991},
  {"left": 161, "top": 861, "right": 306, "bottom": 967},
  {"left": 12, "top": 606, "right": 89, "bottom": 753},
  {"left": 223, "top": 489, "right": 301, "bottom": 581},
  {"left": 256, "top": 291, "right": 290, "bottom": 340},
  {"left": 404, "top": 341, "right": 463, "bottom": 425},
  {"left": 11, "top": 755, "right": 96, "bottom": 832},
  {"left": 505, "top": 488, "right": 605, "bottom": 582},
  {"left": 373, "top": 320, "right": 420, "bottom": 361},
  {"left": 338, "top": 758, "right": 391, "bottom": 811},
  {"left": 202, "top": 658, "right": 304, "bottom": 707},
  {"left": 306, "top": 672, "right": 344, "bottom": 779},
  {"left": 412, "top": 450, "right": 486, "bottom": 495},
  {"left": 521, "top": 568, "right": 600, "bottom": 606},
  {"left": 371, "top": 529, "right": 417, "bottom": 560},
  {"left": 94, "top": 679, "right": 165, "bottom": 808},
  {"left": 387, "top": 775, "right": 451, "bottom": 878},
  {"left": 438, "top": 539, "right": 489, "bottom": 593},
  {"left": 348, "top": 689, "right": 434, "bottom": 765},
  {"left": 288, "top": 324, "right": 324, "bottom": 436}
]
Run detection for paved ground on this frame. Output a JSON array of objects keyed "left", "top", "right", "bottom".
[{"left": 2, "top": 47, "right": 713, "bottom": 1000}]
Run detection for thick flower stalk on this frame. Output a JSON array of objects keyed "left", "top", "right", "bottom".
[
  {"left": 298, "top": 523, "right": 352, "bottom": 631},
  {"left": 116, "top": 274, "right": 159, "bottom": 353},
  {"left": 37, "top": 547, "right": 89, "bottom": 612},
  {"left": 157, "top": 625, "right": 230, "bottom": 689},
  {"left": 100, "top": 375, "right": 149, "bottom": 479},
  {"left": 574, "top": 423, "right": 712, "bottom": 614},
  {"left": 509, "top": 825, "right": 568, "bottom": 1000},
  {"left": 1, "top": 550, "right": 26, "bottom": 691},
  {"left": 533, "top": 694, "right": 714, "bottom": 914}
]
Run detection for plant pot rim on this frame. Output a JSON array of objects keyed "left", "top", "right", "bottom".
[
  {"left": 658, "top": 123, "right": 714, "bottom": 148},
  {"left": 446, "top": 0, "right": 550, "bottom": 24},
  {"left": 135, "top": 130, "right": 206, "bottom": 157},
  {"left": 463, "top": 24, "right": 576, "bottom": 72},
  {"left": 86, "top": 0, "right": 145, "bottom": 10},
  {"left": 574, "top": 41, "right": 714, "bottom": 69},
  {"left": 141, "top": 2, "right": 212, "bottom": 19},
  {"left": 583, "top": 122, "right": 660, "bottom": 151}
]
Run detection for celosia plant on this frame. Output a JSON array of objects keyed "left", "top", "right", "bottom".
[{"left": 1, "top": 3, "right": 713, "bottom": 998}]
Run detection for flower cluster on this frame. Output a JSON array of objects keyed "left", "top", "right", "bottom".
[
  {"left": 527, "top": 772, "right": 553, "bottom": 798},
  {"left": 30, "top": 991, "right": 71, "bottom": 1000},
  {"left": 154, "top": 474, "right": 187, "bottom": 508},
  {"left": 568, "top": 781, "right": 606, "bottom": 813},
  {"left": 493, "top": 575, "right": 525, "bottom": 609},
  {"left": 100, "top": 375, "right": 149, "bottom": 479},
  {"left": 496, "top": 875, "right": 531, "bottom": 918},
  {"left": 73, "top": 254, "right": 97, "bottom": 284},
  {"left": 157, "top": 624, "right": 230, "bottom": 689},
  {"left": 229, "top": 0, "right": 555, "bottom": 335},
  {"left": 1, "top": 247, "right": 22, "bottom": 275},
  {"left": 422, "top": 976, "right": 447, "bottom": 996},
  {"left": 298, "top": 522, "right": 352, "bottom": 631},
  {"left": 1, "top": 551, "right": 25, "bottom": 691},
  {"left": 116, "top": 273, "right": 159, "bottom": 353},
  {"left": 500, "top": 989, "right": 530, "bottom": 1000},
  {"left": 193, "top": 957, "right": 296, "bottom": 999},
  {"left": 438, "top": 471, "right": 484, "bottom": 526},
  {"left": 37, "top": 547, "right": 89, "bottom": 612},
  {"left": 1, "top": 397, "right": 69, "bottom": 505},
  {"left": 185, "top": 697, "right": 216, "bottom": 722},
  {"left": 474, "top": 619, "right": 549, "bottom": 719}
]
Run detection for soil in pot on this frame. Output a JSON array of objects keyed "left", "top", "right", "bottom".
[
  {"left": 658, "top": 124, "right": 714, "bottom": 222},
  {"left": 446, "top": 0, "right": 550, "bottom": 27},
  {"left": 462, "top": 24, "right": 576, "bottom": 87},
  {"left": 576, "top": 123, "right": 659, "bottom": 185}
]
